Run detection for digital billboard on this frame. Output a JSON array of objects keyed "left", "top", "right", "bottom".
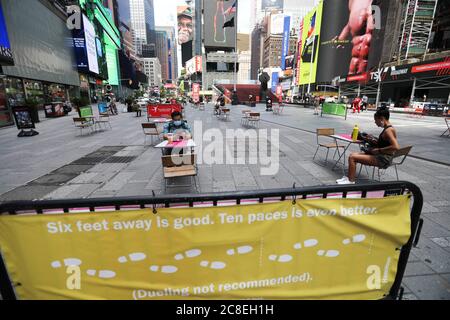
[
  {"left": 281, "top": 15, "right": 291, "bottom": 70},
  {"left": 204, "top": 0, "right": 237, "bottom": 49},
  {"left": 270, "top": 14, "right": 285, "bottom": 35},
  {"left": 316, "top": 0, "right": 389, "bottom": 82},
  {"left": 177, "top": 6, "right": 193, "bottom": 45},
  {"left": 262, "top": 0, "right": 284, "bottom": 10},
  {"left": 298, "top": 2, "right": 323, "bottom": 85},
  {"left": 0, "top": 2, "right": 13, "bottom": 65},
  {"left": 73, "top": 14, "right": 99, "bottom": 75}
]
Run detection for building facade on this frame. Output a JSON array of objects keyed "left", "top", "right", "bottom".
[
  {"left": 129, "top": 0, "right": 155, "bottom": 56},
  {"left": 142, "top": 58, "right": 162, "bottom": 87},
  {"left": 155, "top": 31, "right": 169, "bottom": 82},
  {"left": 238, "top": 51, "right": 251, "bottom": 83},
  {"left": 262, "top": 35, "right": 297, "bottom": 68}
]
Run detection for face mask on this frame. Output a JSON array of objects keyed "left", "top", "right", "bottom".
[{"left": 173, "top": 121, "right": 182, "bottom": 126}]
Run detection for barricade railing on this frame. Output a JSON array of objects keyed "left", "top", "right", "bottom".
[{"left": 0, "top": 181, "right": 423, "bottom": 300}]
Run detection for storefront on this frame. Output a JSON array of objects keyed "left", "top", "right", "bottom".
[{"left": 0, "top": 0, "right": 80, "bottom": 126}]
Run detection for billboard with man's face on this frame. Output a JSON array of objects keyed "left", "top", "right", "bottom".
[
  {"left": 315, "top": 0, "right": 389, "bottom": 82},
  {"left": 177, "top": 6, "right": 193, "bottom": 45}
]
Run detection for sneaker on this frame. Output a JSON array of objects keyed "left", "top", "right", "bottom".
[
  {"left": 337, "top": 177, "right": 356, "bottom": 185},
  {"left": 336, "top": 176, "right": 348, "bottom": 183}
]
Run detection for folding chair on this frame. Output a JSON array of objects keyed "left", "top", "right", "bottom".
[
  {"left": 241, "top": 110, "right": 252, "bottom": 125},
  {"left": 312, "top": 128, "right": 345, "bottom": 165},
  {"left": 162, "top": 153, "right": 198, "bottom": 192},
  {"left": 96, "top": 113, "right": 112, "bottom": 130},
  {"left": 358, "top": 146, "right": 413, "bottom": 181},
  {"left": 142, "top": 123, "right": 160, "bottom": 145},
  {"left": 73, "top": 117, "right": 94, "bottom": 136},
  {"left": 247, "top": 112, "right": 260, "bottom": 127},
  {"left": 440, "top": 117, "right": 450, "bottom": 137}
]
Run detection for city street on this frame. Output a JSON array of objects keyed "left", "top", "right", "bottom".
[{"left": 0, "top": 103, "right": 449, "bottom": 300}]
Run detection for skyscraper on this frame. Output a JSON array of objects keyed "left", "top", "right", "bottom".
[
  {"left": 156, "top": 26, "right": 178, "bottom": 81},
  {"left": 129, "top": 0, "right": 156, "bottom": 56},
  {"left": 155, "top": 30, "right": 169, "bottom": 82}
]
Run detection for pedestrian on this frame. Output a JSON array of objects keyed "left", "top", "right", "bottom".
[
  {"left": 313, "top": 96, "right": 320, "bottom": 115},
  {"left": 352, "top": 96, "right": 362, "bottom": 113},
  {"left": 361, "top": 95, "right": 368, "bottom": 111},
  {"left": 336, "top": 106, "right": 400, "bottom": 185}
]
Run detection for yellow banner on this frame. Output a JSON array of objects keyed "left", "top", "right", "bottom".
[{"left": 0, "top": 196, "right": 411, "bottom": 300}]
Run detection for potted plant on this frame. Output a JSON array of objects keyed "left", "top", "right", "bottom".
[{"left": 25, "top": 97, "right": 40, "bottom": 123}]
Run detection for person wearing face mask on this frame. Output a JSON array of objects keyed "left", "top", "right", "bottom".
[
  {"left": 162, "top": 111, "right": 192, "bottom": 141},
  {"left": 336, "top": 106, "right": 400, "bottom": 185}
]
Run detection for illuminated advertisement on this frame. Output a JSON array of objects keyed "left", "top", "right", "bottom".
[
  {"left": 0, "top": 2, "right": 13, "bottom": 65},
  {"left": 281, "top": 16, "right": 291, "bottom": 70},
  {"left": 177, "top": 6, "right": 193, "bottom": 45},
  {"left": 204, "top": 0, "right": 237, "bottom": 49},
  {"left": 270, "top": 14, "right": 285, "bottom": 35},
  {"left": 73, "top": 14, "right": 99, "bottom": 74},
  {"left": 316, "top": 0, "right": 389, "bottom": 82},
  {"left": 262, "top": 0, "right": 284, "bottom": 10},
  {"left": 299, "top": 2, "right": 323, "bottom": 85}
]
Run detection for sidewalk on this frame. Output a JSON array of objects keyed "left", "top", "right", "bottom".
[{"left": 0, "top": 103, "right": 449, "bottom": 299}]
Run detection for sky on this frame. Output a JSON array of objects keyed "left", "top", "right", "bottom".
[{"left": 153, "top": 0, "right": 252, "bottom": 34}]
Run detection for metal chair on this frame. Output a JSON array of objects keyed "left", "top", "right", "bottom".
[
  {"left": 358, "top": 146, "right": 413, "bottom": 181},
  {"left": 162, "top": 153, "right": 198, "bottom": 192},
  {"left": 247, "top": 112, "right": 260, "bottom": 127},
  {"left": 96, "top": 113, "right": 112, "bottom": 130},
  {"left": 142, "top": 123, "right": 160, "bottom": 145},
  {"left": 312, "top": 128, "right": 345, "bottom": 165},
  {"left": 241, "top": 110, "right": 252, "bottom": 126},
  {"left": 73, "top": 117, "right": 94, "bottom": 136}
]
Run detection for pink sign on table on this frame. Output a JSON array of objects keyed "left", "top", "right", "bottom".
[
  {"left": 165, "top": 140, "right": 188, "bottom": 148},
  {"left": 339, "top": 134, "right": 352, "bottom": 140}
]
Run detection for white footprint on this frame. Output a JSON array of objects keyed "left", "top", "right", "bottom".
[
  {"left": 268, "top": 254, "right": 293, "bottom": 263},
  {"left": 200, "top": 261, "right": 226, "bottom": 270},
  {"left": 149, "top": 265, "right": 178, "bottom": 274},
  {"left": 293, "top": 239, "right": 318, "bottom": 250},
  {"left": 174, "top": 249, "right": 202, "bottom": 261},
  {"left": 343, "top": 234, "right": 366, "bottom": 245},
  {"left": 86, "top": 269, "right": 116, "bottom": 279},
  {"left": 118, "top": 252, "right": 147, "bottom": 263},
  {"left": 317, "top": 250, "right": 340, "bottom": 258},
  {"left": 51, "top": 258, "right": 82, "bottom": 268},
  {"left": 227, "top": 245, "right": 253, "bottom": 256}
]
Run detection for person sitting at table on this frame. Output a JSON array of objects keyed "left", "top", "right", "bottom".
[
  {"left": 336, "top": 106, "right": 400, "bottom": 185},
  {"left": 162, "top": 111, "right": 192, "bottom": 141}
]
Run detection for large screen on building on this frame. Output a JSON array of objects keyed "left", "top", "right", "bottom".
[
  {"left": 204, "top": 0, "right": 237, "bottom": 49},
  {"left": 316, "top": 0, "right": 389, "bottom": 82},
  {"left": 298, "top": 2, "right": 323, "bottom": 85},
  {"left": 73, "top": 14, "right": 99, "bottom": 75},
  {"left": 177, "top": 6, "right": 193, "bottom": 45},
  {"left": 0, "top": 2, "right": 13, "bottom": 65},
  {"left": 262, "top": 0, "right": 284, "bottom": 10}
]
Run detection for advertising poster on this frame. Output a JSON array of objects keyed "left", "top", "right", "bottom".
[
  {"left": 0, "top": 2, "right": 13, "bottom": 65},
  {"left": 262, "top": 0, "right": 284, "bottom": 10},
  {"left": 192, "top": 83, "right": 200, "bottom": 103},
  {"left": 270, "top": 14, "right": 285, "bottom": 35},
  {"left": 281, "top": 16, "right": 291, "bottom": 70},
  {"left": 299, "top": 2, "right": 323, "bottom": 85},
  {"left": 178, "top": 6, "right": 194, "bottom": 66},
  {"left": 73, "top": 15, "right": 100, "bottom": 75},
  {"left": 295, "top": 20, "right": 304, "bottom": 86},
  {"left": 316, "top": 0, "right": 389, "bottom": 82},
  {"left": 204, "top": 0, "right": 237, "bottom": 49},
  {"left": 12, "top": 107, "right": 35, "bottom": 130},
  {"left": 271, "top": 72, "right": 279, "bottom": 93},
  {"left": 0, "top": 196, "right": 411, "bottom": 299}
]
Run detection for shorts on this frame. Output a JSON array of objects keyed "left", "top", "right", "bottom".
[{"left": 375, "top": 154, "right": 394, "bottom": 169}]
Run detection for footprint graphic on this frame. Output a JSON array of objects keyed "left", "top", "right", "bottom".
[
  {"left": 174, "top": 249, "right": 202, "bottom": 261},
  {"left": 343, "top": 234, "right": 366, "bottom": 245},
  {"left": 149, "top": 265, "right": 178, "bottom": 274},
  {"left": 86, "top": 269, "right": 116, "bottom": 279},
  {"left": 227, "top": 245, "right": 253, "bottom": 256},
  {"left": 200, "top": 261, "right": 226, "bottom": 270},
  {"left": 118, "top": 252, "right": 146, "bottom": 263},
  {"left": 268, "top": 254, "right": 293, "bottom": 263},
  {"left": 51, "top": 258, "right": 82, "bottom": 268},
  {"left": 293, "top": 239, "right": 318, "bottom": 250},
  {"left": 317, "top": 250, "right": 340, "bottom": 258}
]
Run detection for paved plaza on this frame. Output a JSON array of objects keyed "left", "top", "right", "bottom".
[{"left": 0, "top": 103, "right": 449, "bottom": 299}]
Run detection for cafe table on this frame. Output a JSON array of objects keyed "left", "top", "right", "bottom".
[{"left": 329, "top": 134, "right": 363, "bottom": 173}]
